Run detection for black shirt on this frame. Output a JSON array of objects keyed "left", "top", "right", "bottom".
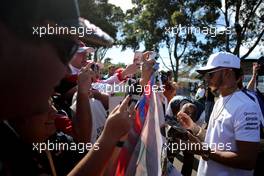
[{"left": 0, "top": 122, "right": 84, "bottom": 176}]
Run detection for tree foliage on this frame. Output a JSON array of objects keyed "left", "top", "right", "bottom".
[
  {"left": 119, "top": 0, "right": 264, "bottom": 81},
  {"left": 78, "top": 0, "right": 125, "bottom": 61},
  {"left": 78, "top": 0, "right": 125, "bottom": 39}
]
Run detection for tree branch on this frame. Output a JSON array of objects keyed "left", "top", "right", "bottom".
[
  {"left": 159, "top": 54, "right": 171, "bottom": 70},
  {"left": 223, "top": 0, "right": 230, "bottom": 52},
  {"left": 241, "top": 29, "right": 264, "bottom": 60},
  {"left": 241, "top": 0, "right": 262, "bottom": 37},
  {"left": 233, "top": 0, "right": 242, "bottom": 55}
]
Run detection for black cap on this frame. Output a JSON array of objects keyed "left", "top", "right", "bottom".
[{"left": 0, "top": 0, "right": 80, "bottom": 29}]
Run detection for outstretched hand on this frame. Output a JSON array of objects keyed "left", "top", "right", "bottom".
[
  {"left": 252, "top": 62, "right": 260, "bottom": 76},
  {"left": 140, "top": 51, "right": 156, "bottom": 86},
  {"left": 177, "top": 111, "right": 195, "bottom": 130},
  {"left": 121, "top": 63, "right": 140, "bottom": 79}
]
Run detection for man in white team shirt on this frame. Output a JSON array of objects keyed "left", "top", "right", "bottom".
[{"left": 177, "top": 52, "right": 260, "bottom": 176}]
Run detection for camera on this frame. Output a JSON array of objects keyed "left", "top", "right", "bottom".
[
  {"left": 133, "top": 51, "right": 143, "bottom": 64},
  {"left": 91, "top": 63, "right": 99, "bottom": 72},
  {"left": 126, "top": 78, "right": 142, "bottom": 108},
  {"left": 161, "top": 115, "right": 189, "bottom": 141}
]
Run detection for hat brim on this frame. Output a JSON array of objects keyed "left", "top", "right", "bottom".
[
  {"left": 196, "top": 66, "right": 217, "bottom": 74},
  {"left": 77, "top": 47, "right": 95, "bottom": 53}
]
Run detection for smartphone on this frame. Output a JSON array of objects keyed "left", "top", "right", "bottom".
[
  {"left": 91, "top": 64, "right": 99, "bottom": 72},
  {"left": 149, "top": 51, "right": 157, "bottom": 60},
  {"left": 133, "top": 51, "right": 143, "bottom": 64},
  {"left": 126, "top": 78, "right": 142, "bottom": 110},
  {"left": 165, "top": 115, "right": 189, "bottom": 140}
]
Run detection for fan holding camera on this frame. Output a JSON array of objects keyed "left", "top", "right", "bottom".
[
  {"left": 247, "top": 56, "right": 264, "bottom": 91},
  {"left": 162, "top": 96, "right": 205, "bottom": 176}
]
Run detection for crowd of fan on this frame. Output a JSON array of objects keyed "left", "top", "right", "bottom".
[{"left": 1, "top": 1, "right": 263, "bottom": 176}]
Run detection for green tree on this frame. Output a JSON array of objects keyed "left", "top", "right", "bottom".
[
  {"left": 120, "top": 0, "right": 221, "bottom": 81},
  {"left": 78, "top": 0, "right": 125, "bottom": 61},
  {"left": 120, "top": 0, "right": 264, "bottom": 81},
  {"left": 205, "top": 0, "right": 264, "bottom": 59},
  {"left": 79, "top": 0, "right": 125, "bottom": 39}
]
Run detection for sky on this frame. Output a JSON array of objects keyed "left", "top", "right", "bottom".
[
  {"left": 106, "top": 0, "right": 136, "bottom": 65},
  {"left": 107, "top": 0, "right": 176, "bottom": 70},
  {"left": 108, "top": 0, "right": 134, "bottom": 12},
  {"left": 106, "top": 0, "right": 262, "bottom": 72}
]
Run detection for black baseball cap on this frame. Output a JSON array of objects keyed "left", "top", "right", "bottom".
[{"left": 0, "top": 0, "right": 80, "bottom": 30}]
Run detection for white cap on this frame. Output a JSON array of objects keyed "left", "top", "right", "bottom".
[{"left": 196, "top": 52, "right": 240, "bottom": 74}]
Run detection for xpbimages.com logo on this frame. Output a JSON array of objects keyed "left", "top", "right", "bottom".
[
  {"left": 165, "top": 24, "right": 232, "bottom": 37},
  {"left": 163, "top": 141, "right": 232, "bottom": 153},
  {"left": 32, "top": 24, "right": 93, "bottom": 38},
  {"left": 92, "top": 82, "right": 166, "bottom": 95},
  {"left": 32, "top": 141, "right": 99, "bottom": 153}
]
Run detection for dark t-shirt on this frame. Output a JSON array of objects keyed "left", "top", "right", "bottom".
[{"left": 0, "top": 122, "right": 84, "bottom": 176}]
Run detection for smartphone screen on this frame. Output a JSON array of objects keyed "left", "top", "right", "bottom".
[
  {"left": 149, "top": 51, "right": 157, "bottom": 60},
  {"left": 133, "top": 51, "right": 143, "bottom": 64}
]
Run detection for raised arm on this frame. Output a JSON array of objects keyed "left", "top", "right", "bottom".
[
  {"left": 247, "top": 62, "right": 260, "bottom": 90},
  {"left": 72, "top": 64, "right": 94, "bottom": 143},
  {"left": 177, "top": 112, "right": 206, "bottom": 141},
  {"left": 68, "top": 95, "right": 133, "bottom": 176}
]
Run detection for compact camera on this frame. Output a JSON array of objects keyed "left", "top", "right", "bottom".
[
  {"left": 91, "top": 63, "right": 99, "bottom": 72},
  {"left": 126, "top": 79, "right": 142, "bottom": 108},
  {"left": 161, "top": 115, "right": 189, "bottom": 141}
]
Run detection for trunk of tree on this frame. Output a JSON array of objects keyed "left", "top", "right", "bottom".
[
  {"left": 167, "top": 46, "right": 176, "bottom": 81},
  {"left": 94, "top": 49, "right": 98, "bottom": 62},
  {"left": 173, "top": 34, "right": 180, "bottom": 82}
]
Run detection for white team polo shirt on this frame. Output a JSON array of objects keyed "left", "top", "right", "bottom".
[{"left": 197, "top": 91, "right": 261, "bottom": 176}]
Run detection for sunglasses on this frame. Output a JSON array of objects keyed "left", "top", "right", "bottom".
[
  {"left": 12, "top": 27, "right": 79, "bottom": 65},
  {"left": 205, "top": 68, "right": 227, "bottom": 79},
  {"left": 43, "top": 36, "right": 79, "bottom": 65}
]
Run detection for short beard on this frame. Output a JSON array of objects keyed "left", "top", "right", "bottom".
[
  {"left": 208, "top": 72, "right": 223, "bottom": 97},
  {"left": 211, "top": 88, "right": 220, "bottom": 97}
]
